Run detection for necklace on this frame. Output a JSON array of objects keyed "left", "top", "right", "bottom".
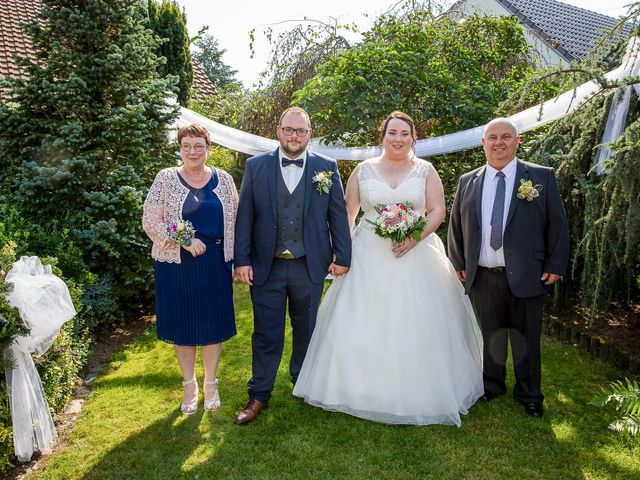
[
  {"left": 181, "top": 167, "right": 209, "bottom": 202},
  {"left": 384, "top": 158, "right": 412, "bottom": 173}
]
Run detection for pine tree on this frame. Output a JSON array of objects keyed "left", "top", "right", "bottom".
[
  {"left": 0, "top": 0, "right": 179, "bottom": 313},
  {"left": 148, "top": 0, "right": 193, "bottom": 106},
  {"left": 192, "top": 33, "right": 240, "bottom": 89}
]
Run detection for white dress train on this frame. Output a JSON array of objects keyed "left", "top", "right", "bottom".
[{"left": 293, "top": 159, "right": 484, "bottom": 426}]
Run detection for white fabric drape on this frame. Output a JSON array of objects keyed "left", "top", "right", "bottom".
[
  {"left": 4, "top": 256, "right": 76, "bottom": 462},
  {"left": 593, "top": 37, "right": 640, "bottom": 174},
  {"left": 174, "top": 37, "right": 640, "bottom": 160}
]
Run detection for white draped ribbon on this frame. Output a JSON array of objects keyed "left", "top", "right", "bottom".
[
  {"left": 174, "top": 37, "right": 640, "bottom": 160},
  {"left": 593, "top": 37, "right": 640, "bottom": 174},
  {"left": 4, "top": 257, "right": 76, "bottom": 462}
]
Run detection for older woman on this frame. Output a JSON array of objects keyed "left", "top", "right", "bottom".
[{"left": 143, "top": 124, "right": 238, "bottom": 415}]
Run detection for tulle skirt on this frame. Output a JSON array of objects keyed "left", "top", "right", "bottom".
[{"left": 293, "top": 227, "right": 484, "bottom": 426}]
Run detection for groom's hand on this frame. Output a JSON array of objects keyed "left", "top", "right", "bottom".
[
  {"left": 456, "top": 270, "right": 467, "bottom": 282},
  {"left": 235, "top": 266, "right": 254, "bottom": 286},
  {"left": 329, "top": 263, "right": 349, "bottom": 277}
]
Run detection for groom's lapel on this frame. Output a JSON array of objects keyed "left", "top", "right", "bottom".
[
  {"left": 267, "top": 148, "right": 279, "bottom": 222},
  {"left": 505, "top": 158, "right": 528, "bottom": 228},
  {"left": 472, "top": 166, "right": 486, "bottom": 228},
  {"left": 303, "top": 151, "right": 314, "bottom": 219}
]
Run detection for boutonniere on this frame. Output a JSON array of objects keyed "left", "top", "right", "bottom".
[
  {"left": 312, "top": 170, "right": 333, "bottom": 195},
  {"left": 516, "top": 179, "right": 543, "bottom": 201}
]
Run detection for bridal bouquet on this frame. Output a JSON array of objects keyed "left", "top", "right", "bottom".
[
  {"left": 366, "top": 202, "right": 427, "bottom": 244},
  {"left": 167, "top": 219, "right": 196, "bottom": 246}
]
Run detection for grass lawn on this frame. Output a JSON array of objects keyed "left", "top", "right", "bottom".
[{"left": 27, "top": 284, "right": 640, "bottom": 480}]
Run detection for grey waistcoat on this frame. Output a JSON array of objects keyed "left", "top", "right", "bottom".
[{"left": 275, "top": 167, "right": 306, "bottom": 258}]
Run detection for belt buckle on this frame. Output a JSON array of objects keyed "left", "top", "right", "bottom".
[{"left": 276, "top": 252, "right": 295, "bottom": 260}]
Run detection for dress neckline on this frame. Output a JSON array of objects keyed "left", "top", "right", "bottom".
[
  {"left": 176, "top": 168, "right": 215, "bottom": 190},
  {"left": 370, "top": 159, "right": 418, "bottom": 190}
]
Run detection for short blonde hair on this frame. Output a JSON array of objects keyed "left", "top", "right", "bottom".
[
  {"left": 278, "top": 107, "right": 311, "bottom": 128},
  {"left": 177, "top": 124, "right": 211, "bottom": 146}
]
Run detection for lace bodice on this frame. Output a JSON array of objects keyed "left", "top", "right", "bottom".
[{"left": 356, "top": 158, "right": 433, "bottom": 226}]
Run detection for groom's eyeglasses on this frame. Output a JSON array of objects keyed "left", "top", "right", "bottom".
[{"left": 280, "top": 127, "right": 310, "bottom": 137}]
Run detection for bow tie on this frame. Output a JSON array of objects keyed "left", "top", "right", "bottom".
[{"left": 282, "top": 158, "right": 304, "bottom": 168}]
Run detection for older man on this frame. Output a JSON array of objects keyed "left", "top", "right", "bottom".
[
  {"left": 448, "top": 118, "right": 569, "bottom": 417},
  {"left": 234, "top": 106, "right": 351, "bottom": 425}
]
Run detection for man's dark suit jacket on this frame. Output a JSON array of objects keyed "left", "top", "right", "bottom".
[
  {"left": 448, "top": 158, "right": 569, "bottom": 298},
  {"left": 234, "top": 148, "right": 352, "bottom": 286}
]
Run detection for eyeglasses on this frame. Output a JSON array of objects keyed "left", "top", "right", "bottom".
[
  {"left": 180, "top": 144, "right": 207, "bottom": 153},
  {"left": 280, "top": 127, "right": 310, "bottom": 137}
]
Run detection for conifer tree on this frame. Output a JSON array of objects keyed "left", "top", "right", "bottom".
[
  {"left": 0, "top": 0, "right": 179, "bottom": 312},
  {"left": 148, "top": 0, "right": 193, "bottom": 106}
]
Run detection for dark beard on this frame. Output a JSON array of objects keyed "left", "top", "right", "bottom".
[{"left": 280, "top": 139, "right": 307, "bottom": 158}]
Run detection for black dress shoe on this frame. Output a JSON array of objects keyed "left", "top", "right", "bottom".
[
  {"left": 481, "top": 391, "right": 502, "bottom": 402},
  {"left": 523, "top": 402, "right": 543, "bottom": 418}
]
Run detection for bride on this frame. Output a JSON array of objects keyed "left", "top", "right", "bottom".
[{"left": 293, "top": 111, "right": 484, "bottom": 426}]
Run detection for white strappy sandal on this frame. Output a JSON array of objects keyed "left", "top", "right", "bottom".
[
  {"left": 181, "top": 378, "right": 198, "bottom": 415},
  {"left": 203, "top": 379, "right": 221, "bottom": 412}
]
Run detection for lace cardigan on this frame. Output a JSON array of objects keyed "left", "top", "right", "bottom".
[{"left": 142, "top": 167, "right": 238, "bottom": 264}]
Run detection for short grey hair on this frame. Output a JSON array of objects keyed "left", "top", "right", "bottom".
[{"left": 483, "top": 118, "right": 518, "bottom": 138}]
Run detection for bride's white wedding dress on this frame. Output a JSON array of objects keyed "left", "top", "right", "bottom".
[{"left": 293, "top": 159, "right": 484, "bottom": 426}]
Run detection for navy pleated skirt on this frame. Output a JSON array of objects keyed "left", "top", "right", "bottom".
[{"left": 154, "top": 171, "right": 236, "bottom": 346}]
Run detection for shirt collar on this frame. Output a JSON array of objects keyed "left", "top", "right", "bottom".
[{"left": 485, "top": 157, "right": 517, "bottom": 180}]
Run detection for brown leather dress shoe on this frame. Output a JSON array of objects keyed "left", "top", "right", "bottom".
[{"left": 234, "top": 399, "right": 267, "bottom": 426}]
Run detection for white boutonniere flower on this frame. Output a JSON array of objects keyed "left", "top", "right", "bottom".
[
  {"left": 312, "top": 170, "right": 333, "bottom": 195},
  {"left": 516, "top": 179, "right": 543, "bottom": 202}
]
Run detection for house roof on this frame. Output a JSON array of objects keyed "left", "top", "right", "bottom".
[
  {"left": 0, "top": 0, "right": 217, "bottom": 102},
  {"left": 493, "top": 0, "right": 633, "bottom": 62},
  {"left": 0, "top": 0, "right": 41, "bottom": 81},
  {"left": 192, "top": 61, "right": 218, "bottom": 102}
]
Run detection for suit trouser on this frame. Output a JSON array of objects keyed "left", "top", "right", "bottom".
[
  {"left": 469, "top": 267, "right": 545, "bottom": 404},
  {"left": 248, "top": 257, "right": 324, "bottom": 403}
]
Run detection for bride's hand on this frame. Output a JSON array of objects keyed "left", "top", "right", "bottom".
[{"left": 392, "top": 237, "right": 419, "bottom": 257}]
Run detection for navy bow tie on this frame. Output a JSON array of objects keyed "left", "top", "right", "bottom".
[{"left": 282, "top": 158, "right": 304, "bottom": 168}]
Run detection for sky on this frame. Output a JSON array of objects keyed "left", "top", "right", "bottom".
[{"left": 175, "top": 0, "right": 636, "bottom": 87}]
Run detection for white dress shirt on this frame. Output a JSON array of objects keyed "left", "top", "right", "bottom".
[
  {"left": 479, "top": 158, "right": 517, "bottom": 268},
  {"left": 279, "top": 151, "right": 307, "bottom": 193}
]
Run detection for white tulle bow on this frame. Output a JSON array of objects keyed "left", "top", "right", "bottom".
[{"left": 4, "top": 256, "right": 76, "bottom": 462}]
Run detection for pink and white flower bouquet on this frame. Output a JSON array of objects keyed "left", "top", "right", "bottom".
[
  {"left": 366, "top": 202, "right": 427, "bottom": 244},
  {"left": 167, "top": 219, "right": 196, "bottom": 246}
]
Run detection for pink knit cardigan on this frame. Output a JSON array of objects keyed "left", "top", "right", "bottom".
[{"left": 142, "top": 167, "right": 238, "bottom": 263}]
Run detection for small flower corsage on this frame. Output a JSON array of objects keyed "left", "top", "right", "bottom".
[
  {"left": 516, "top": 179, "right": 543, "bottom": 202},
  {"left": 168, "top": 219, "right": 196, "bottom": 246},
  {"left": 312, "top": 170, "right": 334, "bottom": 195}
]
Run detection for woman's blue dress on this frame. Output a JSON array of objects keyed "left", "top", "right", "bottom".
[{"left": 154, "top": 171, "right": 236, "bottom": 346}]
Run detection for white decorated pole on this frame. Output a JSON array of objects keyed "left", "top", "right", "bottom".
[
  {"left": 173, "top": 37, "right": 640, "bottom": 160},
  {"left": 4, "top": 257, "right": 76, "bottom": 462}
]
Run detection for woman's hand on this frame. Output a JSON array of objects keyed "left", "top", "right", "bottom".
[
  {"left": 392, "top": 237, "right": 419, "bottom": 258},
  {"left": 182, "top": 238, "right": 206, "bottom": 257}
]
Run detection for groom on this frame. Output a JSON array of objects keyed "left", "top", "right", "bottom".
[
  {"left": 234, "top": 106, "right": 351, "bottom": 425},
  {"left": 448, "top": 118, "right": 569, "bottom": 418}
]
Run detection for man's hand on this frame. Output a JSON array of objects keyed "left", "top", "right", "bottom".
[
  {"left": 235, "top": 266, "right": 254, "bottom": 286},
  {"left": 456, "top": 270, "right": 467, "bottom": 283},
  {"left": 328, "top": 263, "right": 349, "bottom": 277},
  {"left": 182, "top": 238, "right": 206, "bottom": 257},
  {"left": 541, "top": 272, "right": 561, "bottom": 286}
]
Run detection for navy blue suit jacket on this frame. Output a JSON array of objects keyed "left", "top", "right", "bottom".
[
  {"left": 448, "top": 159, "right": 569, "bottom": 298},
  {"left": 234, "top": 148, "right": 352, "bottom": 286}
]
